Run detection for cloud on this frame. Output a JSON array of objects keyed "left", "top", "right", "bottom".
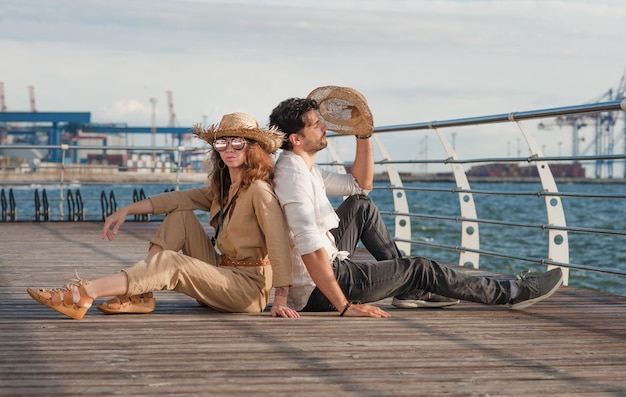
[
  {"left": 1, "top": 0, "right": 624, "bottom": 175},
  {"left": 99, "top": 99, "right": 154, "bottom": 123}
]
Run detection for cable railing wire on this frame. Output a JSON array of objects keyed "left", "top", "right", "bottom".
[
  {"left": 1, "top": 99, "right": 625, "bottom": 293},
  {"left": 380, "top": 210, "right": 625, "bottom": 237},
  {"left": 398, "top": 238, "right": 626, "bottom": 277},
  {"left": 373, "top": 185, "right": 626, "bottom": 200}
]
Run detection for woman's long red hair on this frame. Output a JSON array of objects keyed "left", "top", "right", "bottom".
[{"left": 207, "top": 141, "right": 274, "bottom": 199}]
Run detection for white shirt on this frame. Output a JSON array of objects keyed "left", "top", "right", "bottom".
[{"left": 273, "top": 150, "right": 365, "bottom": 310}]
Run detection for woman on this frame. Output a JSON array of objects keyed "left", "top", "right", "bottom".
[{"left": 27, "top": 112, "right": 298, "bottom": 320}]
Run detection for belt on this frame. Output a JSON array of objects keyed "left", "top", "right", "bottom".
[{"left": 220, "top": 256, "right": 271, "bottom": 267}]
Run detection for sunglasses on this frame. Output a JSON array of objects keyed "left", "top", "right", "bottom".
[{"left": 213, "top": 137, "right": 247, "bottom": 152}]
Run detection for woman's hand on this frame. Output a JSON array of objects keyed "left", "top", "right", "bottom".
[
  {"left": 101, "top": 199, "right": 154, "bottom": 241},
  {"left": 270, "top": 303, "right": 300, "bottom": 318},
  {"left": 101, "top": 209, "right": 128, "bottom": 241},
  {"left": 270, "top": 287, "right": 299, "bottom": 318}
]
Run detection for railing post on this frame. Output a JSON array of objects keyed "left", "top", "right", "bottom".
[
  {"left": 372, "top": 135, "right": 411, "bottom": 256},
  {"left": 324, "top": 142, "right": 349, "bottom": 176},
  {"left": 175, "top": 146, "right": 184, "bottom": 191},
  {"left": 514, "top": 119, "right": 570, "bottom": 285},
  {"left": 324, "top": 137, "right": 411, "bottom": 256},
  {"left": 58, "top": 144, "right": 69, "bottom": 221},
  {"left": 433, "top": 128, "right": 480, "bottom": 268}
]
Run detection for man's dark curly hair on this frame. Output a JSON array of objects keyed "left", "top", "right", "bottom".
[{"left": 269, "top": 98, "right": 319, "bottom": 150}]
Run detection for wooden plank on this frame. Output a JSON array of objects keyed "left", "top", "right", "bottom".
[{"left": 1, "top": 222, "right": 626, "bottom": 396}]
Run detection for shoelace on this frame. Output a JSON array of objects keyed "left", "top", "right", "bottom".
[
  {"left": 516, "top": 270, "right": 540, "bottom": 294},
  {"left": 47, "top": 270, "right": 89, "bottom": 303},
  {"left": 66, "top": 270, "right": 88, "bottom": 287}
]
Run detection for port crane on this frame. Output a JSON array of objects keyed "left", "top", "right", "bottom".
[
  {"left": 0, "top": 82, "right": 7, "bottom": 112},
  {"left": 538, "top": 68, "right": 626, "bottom": 178},
  {"left": 166, "top": 90, "right": 179, "bottom": 128}
]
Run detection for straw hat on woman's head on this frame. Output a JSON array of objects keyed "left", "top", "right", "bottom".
[
  {"left": 193, "top": 112, "right": 284, "bottom": 153},
  {"left": 307, "top": 86, "right": 374, "bottom": 139}
]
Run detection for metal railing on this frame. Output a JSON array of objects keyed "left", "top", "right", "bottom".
[
  {"left": 2, "top": 100, "right": 625, "bottom": 294},
  {"left": 321, "top": 99, "right": 626, "bottom": 290},
  {"left": 0, "top": 144, "right": 204, "bottom": 222}
]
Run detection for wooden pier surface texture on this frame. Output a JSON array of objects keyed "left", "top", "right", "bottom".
[{"left": 1, "top": 222, "right": 625, "bottom": 397}]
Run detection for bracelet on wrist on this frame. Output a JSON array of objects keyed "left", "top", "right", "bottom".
[{"left": 339, "top": 302, "right": 352, "bottom": 316}]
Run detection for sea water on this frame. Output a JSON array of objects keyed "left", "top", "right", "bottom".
[{"left": 2, "top": 181, "right": 625, "bottom": 296}]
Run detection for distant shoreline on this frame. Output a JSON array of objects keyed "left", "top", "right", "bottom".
[
  {"left": 373, "top": 174, "right": 626, "bottom": 184},
  {"left": 0, "top": 169, "right": 208, "bottom": 185},
  {"left": 1, "top": 170, "right": 624, "bottom": 185}
]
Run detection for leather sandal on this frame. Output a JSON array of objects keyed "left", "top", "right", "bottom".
[
  {"left": 96, "top": 293, "right": 155, "bottom": 314},
  {"left": 27, "top": 277, "right": 94, "bottom": 320}
]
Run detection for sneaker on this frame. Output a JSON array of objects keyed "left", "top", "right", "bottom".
[
  {"left": 509, "top": 268, "right": 563, "bottom": 310},
  {"left": 392, "top": 291, "right": 460, "bottom": 309}
]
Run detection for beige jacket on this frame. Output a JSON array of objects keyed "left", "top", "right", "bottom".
[{"left": 149, "top": 181, "right": 293, "bottom": 288}]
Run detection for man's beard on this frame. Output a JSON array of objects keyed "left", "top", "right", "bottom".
[{"left": 305, "top": 137, "right": 327, "bottom": 154}]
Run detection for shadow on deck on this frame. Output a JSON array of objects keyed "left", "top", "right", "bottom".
[{"left": 1, "top": 222, "right": 625, "bottom": 396}]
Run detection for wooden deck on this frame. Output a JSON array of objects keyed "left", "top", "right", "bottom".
[{"left": 1, "top": 222, "right": 625, "bottom": 396}]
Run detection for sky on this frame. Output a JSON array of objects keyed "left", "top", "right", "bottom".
[{"left": 1, "top": 0, "right": 625, "bottom": 174}]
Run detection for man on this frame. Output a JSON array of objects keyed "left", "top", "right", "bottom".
[{"left": 269, "top": 86, "right": 563, "bottom": 318}]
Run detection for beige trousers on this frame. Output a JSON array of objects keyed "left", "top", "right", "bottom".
[{"left": 123, "top": 211, "right": 272, "bottom": 313}]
